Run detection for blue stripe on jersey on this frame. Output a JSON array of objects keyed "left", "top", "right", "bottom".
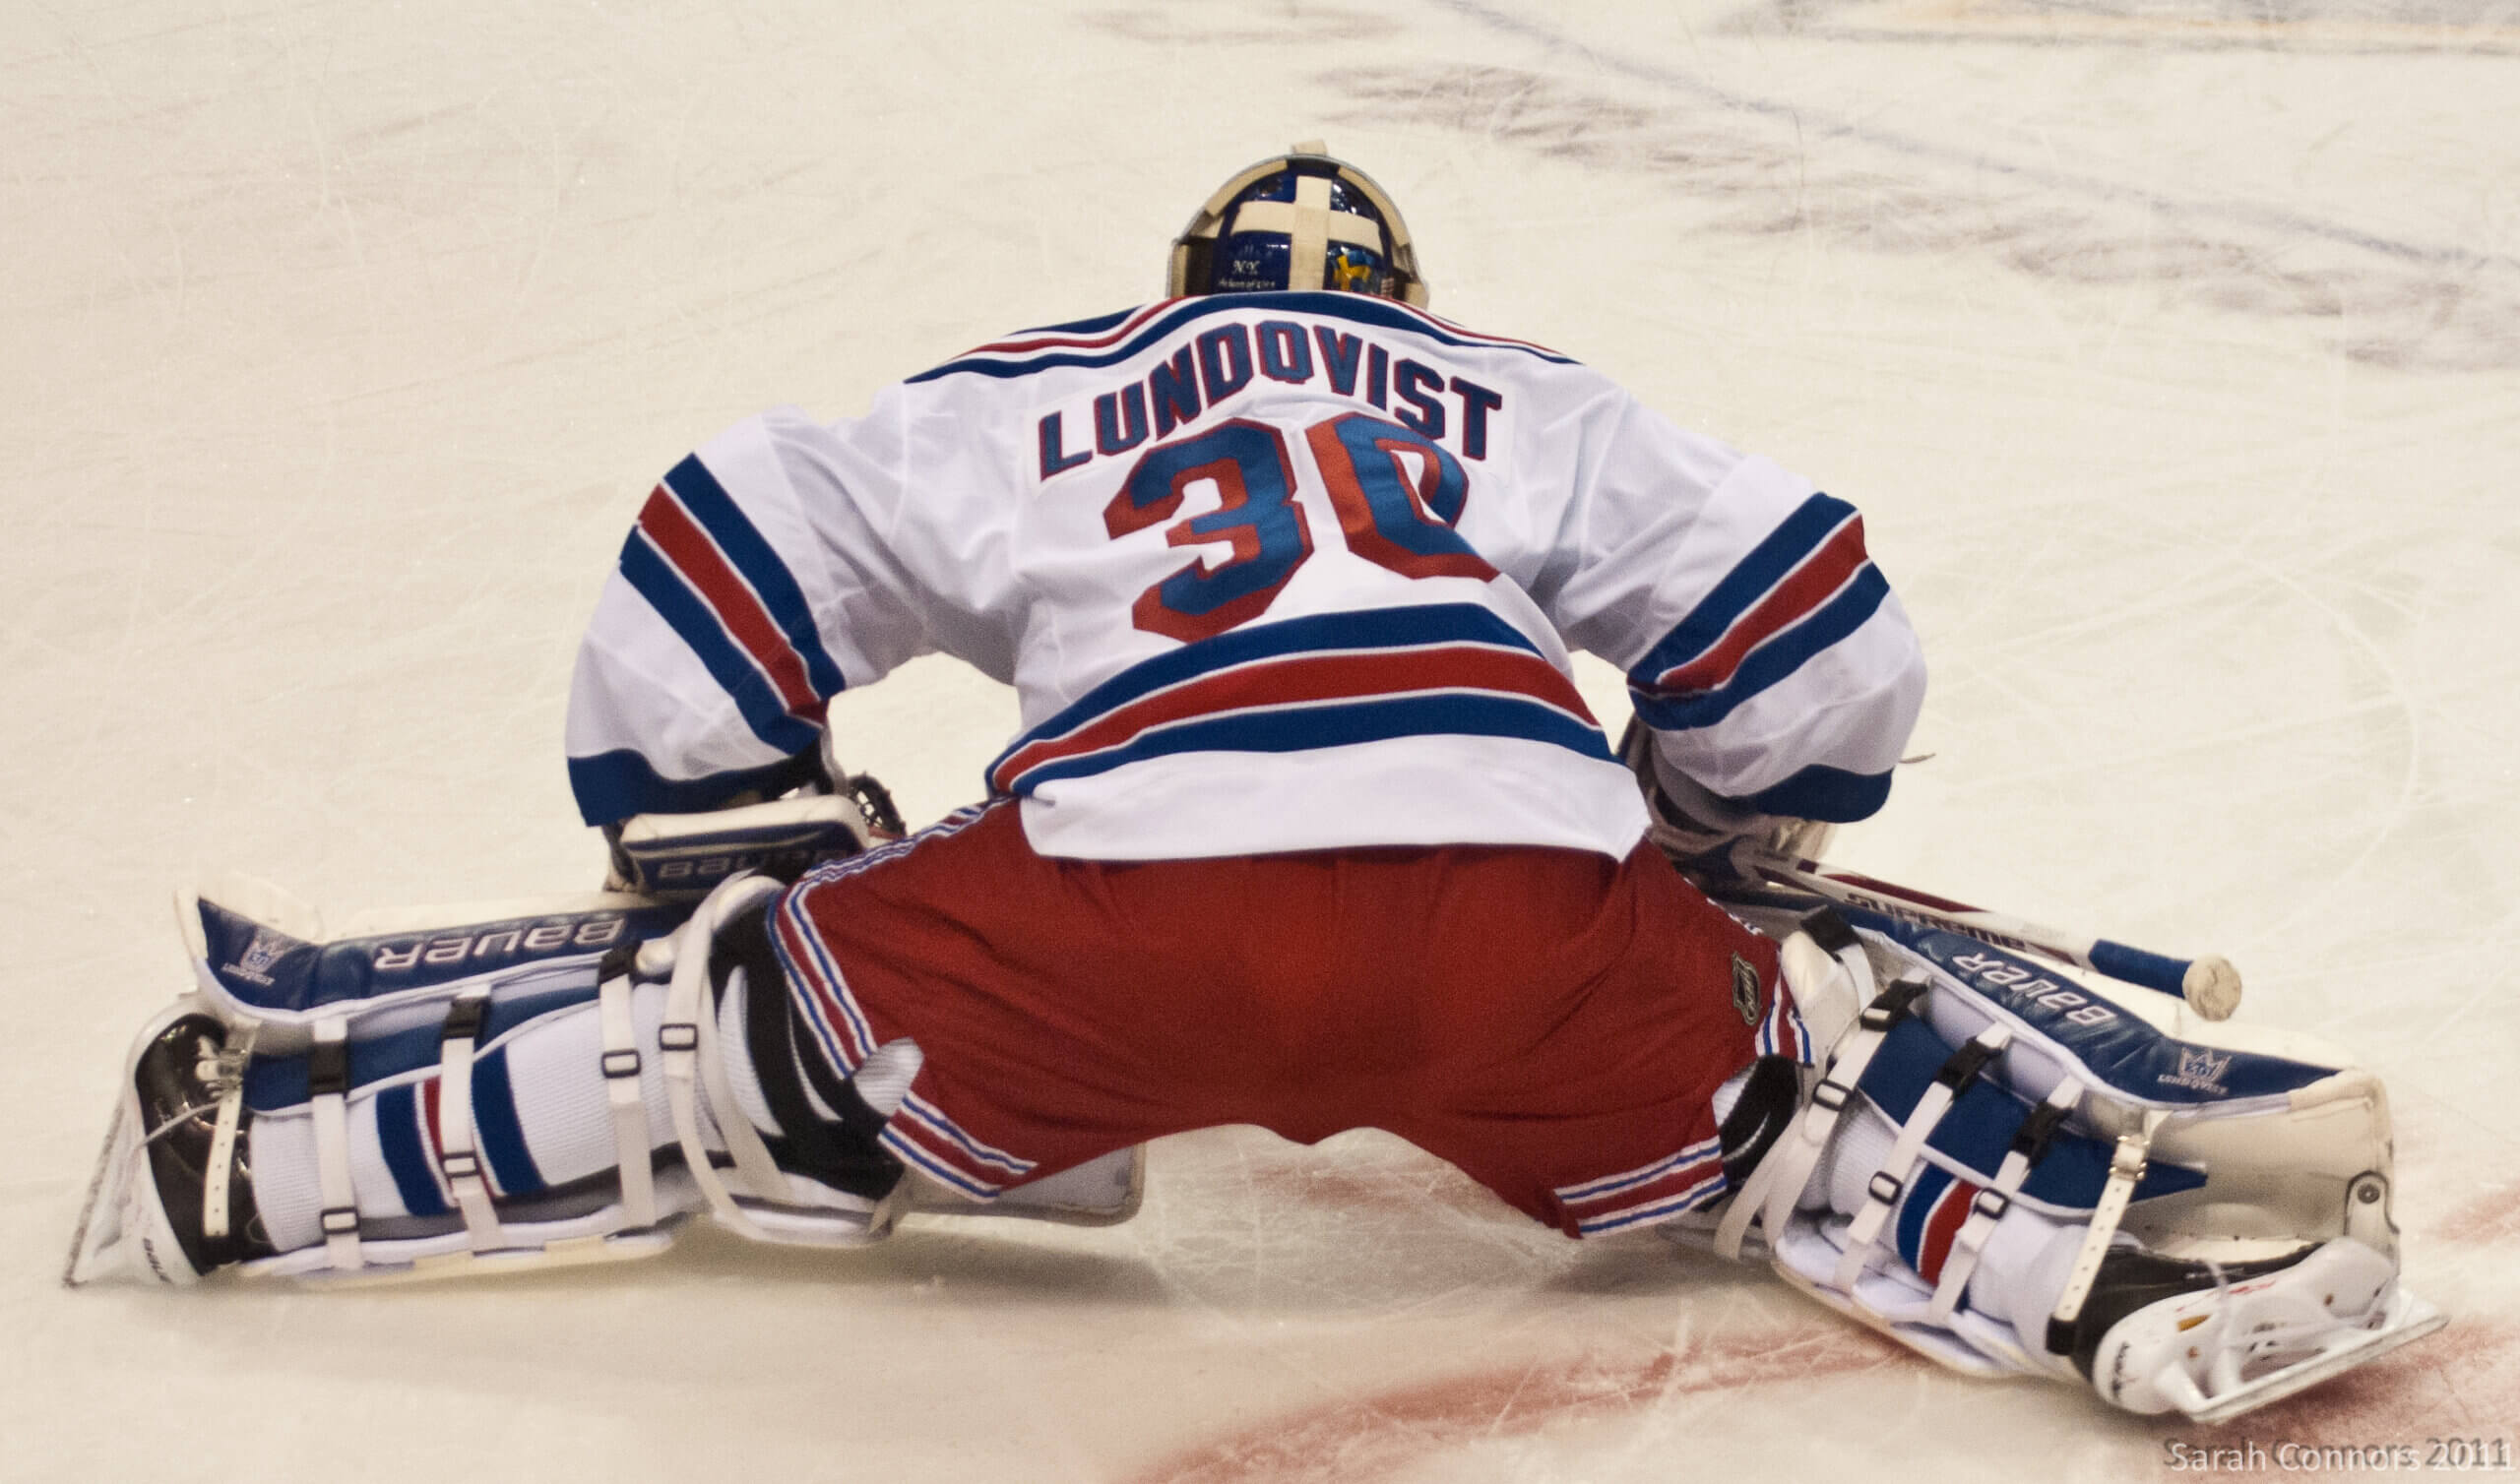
[
  {"left": 1626, "top": 493, "right": 1859, "bottom": 688},
  {"left": 991, "top": 602, "right": 1548, "bottom": 776},
  {"left": 373, "top": 1082, "right": 450, "bottom": 1218},
  {"left": 906, "top": 293, "right": 1576, "bottom": 384},
  {"left": 469, "top": 1047, "right": 546, "bottom": 1197},
  {"left": 1743, "top": 762, "right": 1895, "bottom": 823},
  {"left": 569, "top": 746, "right": 817, "bottom": 827},
  {"left": 618, "top": 534, "right": 824, "bottom": 757},
  {"left": 1627, "top": 566, "right": 1891, "bottom": 732},
  {"left": 1010, "top": 691, "right": 1615, "bottom": 793},
  {"left": 662, "top": 456, "right": 849, "bottom": 701}
]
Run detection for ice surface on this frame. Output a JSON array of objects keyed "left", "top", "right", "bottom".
[{"left": 4, "top": 0, "right": 2514, "bottom": 1478}]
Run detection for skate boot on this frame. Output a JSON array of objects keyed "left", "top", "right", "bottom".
[
  {"left": 2065, "top": 1239, "right": 2436, "bottom": 1420},
  {"left": 68, "top": 1000, "right": 275, "bottom": 1285}
]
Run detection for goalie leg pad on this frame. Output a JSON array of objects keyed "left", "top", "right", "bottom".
[
  {"left": 1706, "top": 903, "right": 2431, "bottom": 1419},
  {"left": 71, "top": 874, "right": 919, "bottom": 1286}
]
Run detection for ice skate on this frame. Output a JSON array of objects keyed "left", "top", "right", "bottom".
[
  {"left": 2069, "top": 1239, "right": 2446, "bottom": 1421},
  {"left": 67, "top": 999, "right": 275, "bottom": 1285}
]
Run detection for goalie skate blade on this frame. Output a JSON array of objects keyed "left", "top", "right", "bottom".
[{"left": 2175, "top": 1288, "right": 2447, "bottom": 1424}]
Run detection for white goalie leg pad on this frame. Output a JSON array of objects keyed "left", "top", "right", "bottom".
[
  {"left": 77, "top": 866, "right": 913, "bottom": 1286},
  {"left": 1707, "top": 898, "right": 2434, "bottom": 1418}
]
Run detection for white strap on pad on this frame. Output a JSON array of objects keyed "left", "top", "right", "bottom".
[
  {"left": 661, "top": 875, "right": 788, "bottom": 1241},
  {"left": 1833, "top": 1024, "right": 2013, "bottom": 1291},
  {"left": 434, "top": 991, "right": 506, "bottom": 1252},
  {"left": 2047, "top": 1109, "right": 2167, "bottom": 1354},
  {"left": 200, "top": 1022, "right": 256, "bottom": 1241},
  {"left": 307, "top": 1017, "right": 362, "bottom": 1271},
  {"left": 598, "top": 973, "right": 657, "bottom": 1230},
  {"left": 1716, "top": 971, "right": 1930, "bottom": 1262}
]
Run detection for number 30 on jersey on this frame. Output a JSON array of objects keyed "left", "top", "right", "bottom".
[{"left": 1102, "top": 413, "right": 1497, "bottom": 643}]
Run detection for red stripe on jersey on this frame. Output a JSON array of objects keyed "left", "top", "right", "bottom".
[
  {"left": 1649, "top": 516, "right": 1872, "bottom": 695},
  {"left": 990, "top": 643, "right": 1596, "bottom": 793},
  {"left": 1407, "top": 304, "right": 1566, "bottom": 359},
  {"left": 968, "top": 302, "right": 1179, "bottom": 356},
  {"left": 889, "top": 1111, "right": 1019, "bottom": 1191},
  {"left": 1762, "top": 988, "right": 1805, "bottom": 1063},
  {"left": 774, "top": 904, "right": 873, "bottom": 1068},
  {"left": 1917, "top": 1178, "right": 1981, "bottom": 1284},
  {"left": 636, "top": 486, "right": 827, "bottom": 724}
]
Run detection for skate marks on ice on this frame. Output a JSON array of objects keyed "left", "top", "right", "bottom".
[
  {"left": 1723, "top": 0, "right": 2520, "bottom": 56},
  {"left": 2440, "top": 1178, "right": 2520, "bottom": 1245},
  {"left": 1075, "top": 0, "right": 2520, "bottom": 372},
  {"left": 1076, "top": 5, "right": 1406, "bottom": 43},
  {"left": 1330, "top": 52, "right": 2514, "bottom": 373},
  {"left": 1110, "top": 1293, "right": 2489, "bottom": 1484},
  {"left": 1105, "top": 1133, "right": 2499, "bottom": 1482},
  {"left": 1117, "top": 1326, "right": 1906, "bottom": 1484}
]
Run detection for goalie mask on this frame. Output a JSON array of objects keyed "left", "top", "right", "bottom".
[{"left": 1167, "top": 142, "right": 1428, "bottom": 306}]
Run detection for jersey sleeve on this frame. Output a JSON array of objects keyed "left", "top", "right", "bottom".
[
  {"left": 564, "top": 401, "right": 941, "bottom": 825},
  {"left": 1532, "top": 392, "right": 1925, "bottom": 823}
]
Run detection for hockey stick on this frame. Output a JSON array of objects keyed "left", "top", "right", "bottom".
[{"left": 1737, "top": 852, "right": 2242, "bottom": 1020}]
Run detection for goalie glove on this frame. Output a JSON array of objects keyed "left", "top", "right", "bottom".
[{"left": 1617, "top": 718, "right": 1835, "bottom": 874}]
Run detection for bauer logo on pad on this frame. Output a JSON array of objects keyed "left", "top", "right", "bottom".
[{"left": 1732, "top": 954, "right": 1760, "bottom": 1025}]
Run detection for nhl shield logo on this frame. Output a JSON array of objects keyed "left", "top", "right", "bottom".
[{"left": 1731, "top": 954, "right": 1761, "bottom": 1026}]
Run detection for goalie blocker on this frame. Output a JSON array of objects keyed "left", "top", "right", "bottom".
[{"left": 1688, "top": 889, "right": 2442, "bottom": 1421}]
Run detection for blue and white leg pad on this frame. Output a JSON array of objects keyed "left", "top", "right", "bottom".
[
  {"left": 159, "top": 872, "right": 896, "bottom": 1283},
  {"left": 1705, "top": 897, "right": 2425, "bottom": 1409}
]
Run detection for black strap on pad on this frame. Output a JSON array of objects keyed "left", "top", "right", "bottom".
[{"left": 714, "top": 903, "right": 904, "bottom": 1201}]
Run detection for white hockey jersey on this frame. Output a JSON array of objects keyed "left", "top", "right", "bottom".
[{"left": 566, "top": 292, "right": 1925, "bottom": 861}]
